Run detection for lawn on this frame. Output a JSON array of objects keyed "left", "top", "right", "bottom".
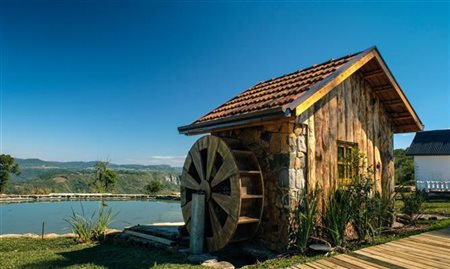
[
  {"left": 395, "top": 198, "right": 450, "bottom": 216},
  {"left": 0, "top": 237, "right": 202, "bottom": 269},
  {"left": 2, "top": 200, "right": 450, "bottom": 269}
]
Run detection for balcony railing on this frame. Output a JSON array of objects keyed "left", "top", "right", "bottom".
[{"left": 416, "top": 180, "right": 450, "bottom": 193}]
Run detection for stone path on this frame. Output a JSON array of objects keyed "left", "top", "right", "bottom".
[{"left": 291, "top": 227, "right": 450, "bottom": 269}]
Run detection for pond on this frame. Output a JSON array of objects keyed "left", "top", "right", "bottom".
[{"left": 0, "top": 200, "right": 183, "bottom": 234}]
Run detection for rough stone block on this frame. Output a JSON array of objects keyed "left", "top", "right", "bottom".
[
  {"left": 295, "top": 169, "right": 305, "bottom": 189},
  {"left": 295, "top": 154, "right": 305, "bottom": 169},
  {"left": 289, "top": 133, "right": 297, "bottom": 151},
  {"left": 289, "top": 153, "right": 297, "bottom": 168},
  {"left": 288, "top": 168, "right": 296, "bottom": 188},
  {"left": 297, "top": 135, "right": 307, "bottom": 153},
  {"left": 294, "top": 157, "right": 301, "bottom": 169}
]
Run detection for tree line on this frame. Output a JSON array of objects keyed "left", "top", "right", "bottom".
[{"left": 0, "top": 154, "right": 167, "bottom": 195}]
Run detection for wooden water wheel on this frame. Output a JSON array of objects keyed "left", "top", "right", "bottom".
[{"left": 180, "top": 135, "right": 264, "bottom": 252}]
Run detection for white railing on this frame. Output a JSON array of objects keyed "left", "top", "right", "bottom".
[{"left": 416, "top": 180, "right": 450, "bottom": 193}]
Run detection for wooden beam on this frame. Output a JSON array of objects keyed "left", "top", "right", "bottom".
[
  {"left": 391, "top": 112, "right": 410, "bottom": 118},
  {"left": 383, "top": 99, "right": 403, "bottom": 106},
  {"left": 392, "top": 115, "right": 412, "bottom": 121},
  {"left": 363, "top": 69, "right": 384, "bottom": 79},
  {"left": 372, "top": 84, "right": 393, "bottom": 93},
  {"left": 372, "top": 49, "right": 423, "bottom": 132},
  {"left": 290, "top": 47, "right": 377, "bottom": 116},
  {"left": 123, "top": 230, "right": 175, "bottom": 246}
]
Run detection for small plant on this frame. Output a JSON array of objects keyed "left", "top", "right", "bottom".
[
  {"left": 290, "top": 187, "right": 321, "bottom": 253},
  {"left": 145, "top": 180, "right": 163, "bottom": 195},
  {"left": 65, "top": 204, "right": 96, "bottom": 243},
  {"left": 401, "top": 190, "right": 425, "bottom": 224},
  {"left": 322, "top": 188, "right": 352, "bottom": 247},
  {"left": 93, "top": 206, "right": 116, "bottom": 241},
  {"left": 65, "top": 203, "right": 116, "bottom": 243}
]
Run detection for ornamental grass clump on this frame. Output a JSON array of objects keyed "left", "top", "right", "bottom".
[
  {"left": 290, "top": 187, "right": 321, "bottom": 253},
  {"left": 65, "top": 203, "right": 116, "bottom": 243},
  {"left": 322, "top": 188, "right": 352, "bottom": 247}
]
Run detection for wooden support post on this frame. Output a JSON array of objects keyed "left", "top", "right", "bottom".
[
  {"left": 41, "top": 222, "right": 45, "bottom": 239},
  {"left": 190, "top": 192, "right": 205, "bottom": 254}
]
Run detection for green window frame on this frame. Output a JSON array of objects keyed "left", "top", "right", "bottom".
[{"left": 337, "top": 141, "right": 357, "bottom": 184}]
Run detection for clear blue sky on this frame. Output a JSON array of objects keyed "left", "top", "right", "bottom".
[{"left": 0, "top": 1, "right": 449, "bottom": 167}]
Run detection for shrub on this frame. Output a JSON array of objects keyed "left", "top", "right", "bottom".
[
  {"left": 401, "top": 190, "right": 425, "bottom": 224},
  {"left": 145, "top": 180, "right": 163, "bottom": 195},
  {"left": 65, "top": 203, "right": 116, "bottom": 243},
  {"left": 323, "top": 188, "right": 352, "bottom": 247},
  {"left": 290, "top": 187, "right": 320, "bottom": 253},
  {"left": 349, "top": 178, "right": 375, "bottom": 241},
  {"left": 325, "top": 151, "right": 396, "bottom": 244}
]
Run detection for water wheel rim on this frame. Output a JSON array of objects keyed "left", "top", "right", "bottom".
[{"left": 181, "top": 135, "right": 241, "bottom": 251}]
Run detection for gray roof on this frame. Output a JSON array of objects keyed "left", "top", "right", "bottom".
[{"left": 407, "top": 129, "right": 450, "bottom": 156}]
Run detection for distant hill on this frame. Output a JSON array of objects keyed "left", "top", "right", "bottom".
[
  {"left": 15, "top": 158, "right": 181, "bottom": 173},
  {"left": 8, "top": 158, "right": 181, "bottom": 194}
]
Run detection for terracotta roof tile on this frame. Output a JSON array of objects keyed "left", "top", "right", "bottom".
[{"left": 191, "top": 52, "right": 361, "bottom": 125}]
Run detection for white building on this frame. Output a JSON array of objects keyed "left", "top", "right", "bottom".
[{"left": 408, "top": 129, "right": 450, "bottom": 193}]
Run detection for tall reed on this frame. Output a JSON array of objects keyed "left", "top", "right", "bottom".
[{"left": 290, "top": 187, "right": 321, "bottom": 253}]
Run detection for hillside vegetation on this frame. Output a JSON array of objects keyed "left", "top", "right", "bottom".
[
  {"left": 394, "top": 148, "right": 415, "bottom": 185},
  {"left": 7, "top": 159, "right": 181, "bottom": 194}
]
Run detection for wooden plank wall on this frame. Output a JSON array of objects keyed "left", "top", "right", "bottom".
[{"left": 299, "top": 71, "right": 394, "bottom": 198}]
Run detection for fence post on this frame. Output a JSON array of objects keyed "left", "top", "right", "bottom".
[{"left": 190, "top": 192, "right": 205, "bottom": 254}]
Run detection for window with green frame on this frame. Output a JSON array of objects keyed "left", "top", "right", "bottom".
[{"left": 337, "top": 142, "right": 356, "bottom": 184}]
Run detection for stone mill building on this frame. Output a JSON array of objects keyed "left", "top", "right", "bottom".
[{"left": 178, "top": 46, "right": 423, "bottom": 252}]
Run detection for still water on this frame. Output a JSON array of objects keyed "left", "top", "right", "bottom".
[{"left": 0, "top": 200, "right": 183, "bottom": 234}]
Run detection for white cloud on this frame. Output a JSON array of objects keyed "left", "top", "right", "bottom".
[{"left": 125, "top": 155, "right": 186, "bottom": 167}]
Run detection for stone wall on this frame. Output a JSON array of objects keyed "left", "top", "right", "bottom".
[{"left": 213, "top": 121, "right": 307, "bottom": 251}]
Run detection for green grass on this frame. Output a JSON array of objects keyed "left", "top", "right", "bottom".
[
  {"left": 2, "top": 200, "right": 450, "bottom": 269},
  {"left": 0, "top": 237, "right": 202, "bottom": 269},
  {"left": 395, "top": 199, "right": 450, "bottom": 216}
]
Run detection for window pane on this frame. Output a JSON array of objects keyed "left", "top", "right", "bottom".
[
  {"left": 338, "top": 147, "right": 344, "bottom": 161},
  {"left": 346, "top": 148, "right": 352, "bottom": 160},
  {"left": 338, "top": 165, "right": 345, "bottom": 178}
]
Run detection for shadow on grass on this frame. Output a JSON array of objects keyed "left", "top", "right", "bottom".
[{"left": 23, "top": 241, "right": 189, "bottom": 269}]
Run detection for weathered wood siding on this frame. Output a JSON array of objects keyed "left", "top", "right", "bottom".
[{"left": 298, "top": 71, "right": 394, "bottom": 198}]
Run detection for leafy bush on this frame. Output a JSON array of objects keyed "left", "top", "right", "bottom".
[
  {"left": 145, "top": 180, "right": 163, "bottom": 195},
  {"left": 401, "top": 190, "right": 425, "bottom": 224},
  {"left": 290, "top": 187, "right": 320, "bottom": 253},
  {"left": 394, "top": 148, "right": 414, "bottom": 185},
  {"left": 323, "top": 151, "right": 396, "bottom": 245},
  {"left": 349, "top": 178, "right": 375, "bottom": 241},
  {"left": 65, "top": 204, "right": 116, "bottom": 243}
]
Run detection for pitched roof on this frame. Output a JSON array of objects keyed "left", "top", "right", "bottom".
[
  {"left": 178, "top": 46, "right": 423, "bottom": 135},
  {"left": 407, "top": 130, "right": 450, "bottom": 156},
  {"left": 194, "top": 53, "right": 357, "bottom": 124}
]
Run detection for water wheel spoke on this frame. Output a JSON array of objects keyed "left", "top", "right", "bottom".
[
  {"left": 180, "top": 171, "right": 201, "bottom": 190},
  {"left": 189, "top": 146, "right": 205, "bottom": 181},
  {"left": 206, "top": 137, "right": 219, "bottom": 180},
  {"left": 208, "top": 202, "right": 222, "bottom": 239},
  {"left": 211, "top": 193, "right": 234, "bottom": 217},
  {"left": 181, "top": 201, "right": 192, "bottom": 222},
  {"left": 210, "top": 154, "right": 237, "bottom": 187},
  {"left": 181, "top": 135, "right": 264, "bottom": 252}
]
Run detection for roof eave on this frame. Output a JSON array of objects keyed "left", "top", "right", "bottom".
[{"left": 178, "top": 107, "right": 288, "bottom": 135}]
